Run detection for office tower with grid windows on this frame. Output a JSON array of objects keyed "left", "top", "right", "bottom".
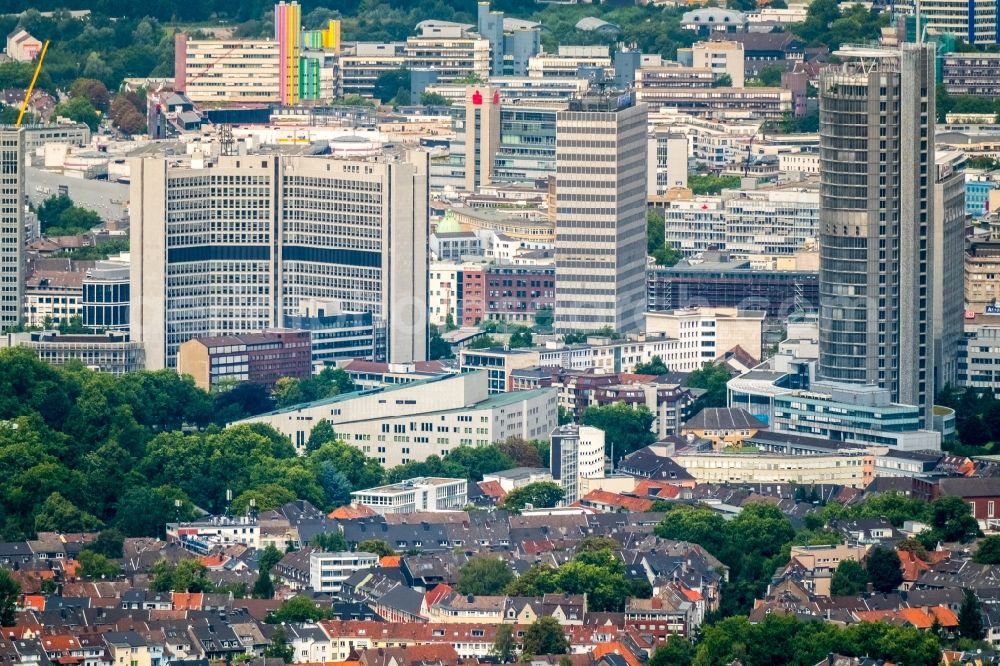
[
  {"left": 554, "top": 92, "right": 648, "bottom": 334},
  {"left": 818, "top": 44, "right": 936, "bottom": 427},
  {"left": 0, "top": 129, "right": 23, "bottom": 331},
  {"left": 131, "top": 149, "right": 428, "bottom": 369}
]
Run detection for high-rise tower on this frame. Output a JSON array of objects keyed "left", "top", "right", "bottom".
[
  {"left": 554, "top": 92, "right": 648, "bottom": 334},
  {"left": 818, "top": 43, "right": 936, "bottom": 426},
  {"left": 0, "top": 128, "right": 23, "bottom": 332}
]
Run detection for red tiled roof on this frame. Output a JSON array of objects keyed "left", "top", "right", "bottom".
[
  {"left": 477, "top": 480, "right": 507, "bottom": 500},
  {"left": 593, "top": 642, "right": 642, "bottom": 666},
  {"left": 172, "top": 592, "right": 204, "bottom": 610},
  {"left": 579, "top": 490, "right": 654, "bottom": 513},
  {"left": 379, "top": 555, "right": 401, "bottom": 568},
  {"left": 329, "top": 504, "right": 377, "bottom": 520},
  {"left": 633, "top": 479, "right": 681, "bottom": 499},
  {"left": 424, "top": 583, "right": 453, "bottom": 607}
]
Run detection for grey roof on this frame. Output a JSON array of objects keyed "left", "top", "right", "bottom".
[
  {"left": 939, "top": 477, "right": 1000, "bottom": 497},
  {"left": 375, "top": 584, "right": 424, "bottom": 616},
  {"left": 683, "top": 407, "right": 767, "bottom": 431}
]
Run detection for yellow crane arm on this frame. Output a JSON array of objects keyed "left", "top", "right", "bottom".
[{"left": 16, "top": 40, "right": 49, "bottom": 128}]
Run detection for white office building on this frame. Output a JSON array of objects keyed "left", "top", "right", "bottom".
[
  {"left": 0, "top": 129, "right": 23, "bottom": 331},
  {"left": 350, "top": 477, "right": 468, "bottom": 515},
  {"left": 235, "top": 371, "right": 558, "bottom": 463},
  {"left": 131, "top": 148, "right": 428, "bottom": 369},
  {"left": 554, "top": 92, "right": 648, "bottom": 334}
]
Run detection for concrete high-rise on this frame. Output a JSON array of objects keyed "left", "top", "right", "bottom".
[
  {"left": 818, "top": 44, "right": 936, "bottom": 427},
  {"left": 0, "top": 129, "right": 23, "bottom": 332},
  {"left": 933, "top": 150, "right": 967, "bottom": 391},
  {"left": 131, "top": 149, "right": 428, "bottom": 369},
  {"left": 554, "top": 92, "right": 648, "bottom": 334},
  {"left": 463, "top": 86, "right": 500, "bottom": 192}
]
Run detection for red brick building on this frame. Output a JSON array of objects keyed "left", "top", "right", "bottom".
[{"left": 177, "top": 329, "right": 312, "bottom": 391}]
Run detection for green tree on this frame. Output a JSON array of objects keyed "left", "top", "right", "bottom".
[
  {"left": 533, "top": 307, "right": 554, "bottom": 331},
  {"left": 522, "top": 616, "right": 569, "bottom": 657},
  {"left": 0, "top": 569, "right": 19, "bottom": 626},
  {"left": 959, "top": 589, "right": 985, "bottom": 640},
  {"left": 581, "top": 402, "right": 655, "bottom": 461},
  {"left": 77, "top": 550, "right": 119, "bottom": 580},
  {"left": 34, "top": 491, "right": 102, "bottom": 533},
  {"left": 928, "top": 496, "right": 981, "bottom": 543},
  {"left": 830, "top": 559, "right": 867, "bottom": 596},
  {"left": 751, "top": 66, "right": 783, "bottom": 87},
  {"left": 54, "top": 96, "right": 100, "bottom": 131},
  {"left": 339, "top": 94, "right": 376, "bottom": 107},
  {"left": 88, "top": 529, "right": 125, "bottom": 559},
  {"left": 688, "top": 174, "right": 741, "bottom": 195},
  {"left": 312, "top": 531, "right": 349, "bottom": 552},
  {"left": 269, "top": 596, "right": 327, "bottom": 623},
  {"left": 686, "top": 363, "right": 732, "bottom": 409},
  {"left": 252, "top": 571, "right": 274, "bottom": 599},
  {"left": 420, "top": 91, "right": 451, "bottom": 106},
  {"left": 508, "top": 327, "right": 534, "bottom": 348},
  {"left": 456, "top": 556, "right": 514, "bottom": 596},
  {"left": 712, "top": 73, "right": 733, "bottom": 87},
  {"left": 501, "top": 481, "right": 565, "bottom": 512},
  {"left": 650, "top": 636, "right": 696, "bottom": 666},
  {"left": 491, "top": 624, "right": 516, "bottom": 663},
  {"left": 151, "top": 559, "right": 213, "bottom": 593},
  {"left": 975, "top": 535, "right": 1000, "bottom": 564},
  {"left": 231, "top": 484, "right": 296, "bottom": 514},
  {"left": 259, "top": 544, "right": 284, "bottom": 573},
  {"left": 373, "top": 67, "right": 410, "bottom": 104},
  {"left": 357, "top": 539, "right": 394, "bottom": 557},
  {"left": 264, "top": 627, "right": 294, "bottom": 663},
  {"left": 654, "top": 505, "right": 728, "bottom": 555},
  {"left": 865, "top": 547, "right": 903, "bottom": 593},
  {"left": 634, "top": 356, "right": 669, "bottom": 375},
  {"left": 69, "top": 78, "right": 110, "bottom": 111},
  {"left": 504, "top": 564, "right": 559, "bottom": 597}
]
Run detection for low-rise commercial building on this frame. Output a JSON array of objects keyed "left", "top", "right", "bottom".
[
  {"left": 177, "top": 330, "right": 312, "bottom": 391},
  {"left": 235, "top": 371, "right": 558, "bottom": 462},
  {"left": 771, "top": 381, "right": 941, "bottom": 451},
  {"left": 351, "top": 477, "right": 467, "bottom": 515},
  {"left": 942, "top": 53, "right": 1000, "bottom": 96},
  {"left": 3, "top": 331, "right": 144, "bottom": 376},
  {"left": 635, "top": 87, "right": 792, "bottom": 118},
  {"left": 673, "top": 450, "right": 873, "bottom": 487}
]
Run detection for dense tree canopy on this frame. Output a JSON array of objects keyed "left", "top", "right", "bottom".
[
  {"left": 581, "top": 402, "right": 655, "bottom": 461},
  {"left": 456, "top": 557, "right": 514, "bottom": 596}
]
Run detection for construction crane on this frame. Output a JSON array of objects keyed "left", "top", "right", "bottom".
[{"left": 16, "top": 40, "right": 49, "bottom": 128}]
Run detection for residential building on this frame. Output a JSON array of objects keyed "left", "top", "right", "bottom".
[
  {"left": 938, "top": 478, "right": 1000, "bottom": 528},
  {"left": 350, "top": 477, "right": 468, "bottom": 515},
  {"left": 647, "top": 130, "right": 688, "bottom": 197},
  {"left": 645, "top": 307, "right": 765, "bottom": 363},
  {"left": 690, "top": 40, "right": 745, "bottom": 87},
  {"left": 787, "top": 544, "right": 868, "bottom": 596},
  {"left": 550, "top": 424, "right": 606, "bottom": 505},
  {"left": 771, "top": 381, "right": 941, "bottom": 450},
  {"left": 941, "top": 53, "right": 1000, "bottom": 96},
  {"left": 176, "top": 330, "right": 313, "bottom": 391},
  {"left": 166, "top": 515, "right": 261, "bottom": 552},
  {"left": 309, "top": 551, "right": 379, "bottom": 593},
  {"left": 5, "top": 30, "right": 42, "bottom": 62},
  {"left": 933, "top": 151, "right": 967, "bottom": 391},
  {"left": 818, "top": 45, "right": 937, "bottom": 427},
  {"left": 2, "top": 331, "right": 144, "bottom": 375},
  {"left": 481, "top": 264, "right": 555, "bottom": 325},
  {"left": 959, "top": 323, "right": 1000, "bottom": 398},
  {"left": 965, "top": 240, "right": 1000, "bottom": 314},
  {"left": 235, "top": 371, "right": 558, "bottom": 461},
  {"left": 921, "top": 0, "right": 999, "bottom": 45},
  {"left": 24, "top": 262, "right": 85, "bottom": 328},
  {"left": 0, "top": 129, "right": 23, "bottom": 331},
  {"left": 130, "top": 148, "right": 428, "bottom": 369},
  {"left": 554, "top": 92, "right": 648, "bottom": 334}
]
